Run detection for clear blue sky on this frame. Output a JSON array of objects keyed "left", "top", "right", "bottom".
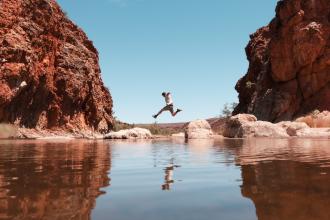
[{"left": 57, "top": 0, "right": 278, "bottom": 123}]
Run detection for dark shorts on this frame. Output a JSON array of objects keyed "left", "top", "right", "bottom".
[{"left": 162, "top": 104, "right": 174, "bottom": 113}]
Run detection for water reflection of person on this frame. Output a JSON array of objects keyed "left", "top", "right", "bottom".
[{"left": 162, "top": 164, "right": 180, "bottom": 190}]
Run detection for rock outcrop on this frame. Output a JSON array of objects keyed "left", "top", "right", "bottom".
[
  {"left": 104, "top": 128, "right": 153, "bottom": 139},
  {"left": 185, "top": 120, "right": 213, "bottom": 139},
  {"left": 224, "top": 114, "right": 330, "bottom": 138},
  {"left": 234, "top": 0, "right": 330, "bottom": 122},
  {"left": 0, "top": 0, "right": 113, "bottom": 133}
]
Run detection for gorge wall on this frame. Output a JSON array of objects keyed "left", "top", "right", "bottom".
[
  {"left": 0, "top": 0, "right": 113, "bottom": 133},
  {"left": 234, "top": 0, "right": 330, "bottom": 122}
]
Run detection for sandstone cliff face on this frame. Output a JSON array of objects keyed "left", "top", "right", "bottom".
[
  {"left": 234, "top": 0, "right": 330, "bottom": 122},
  {"left": 0, "top": 0, "right": 113, "bottom": 133}
]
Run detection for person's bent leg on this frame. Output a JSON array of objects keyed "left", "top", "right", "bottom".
[
  {"left": 172, "top": 108, "right": 182, "bottom": 117},
  {"left": 169, "top": 105, "right": 179, "bottom": 117},
  {"left": 170, "top": 108, "right": 175, "bottom": 116}
]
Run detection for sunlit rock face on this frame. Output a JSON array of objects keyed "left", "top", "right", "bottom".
[
  {"left": 0, "top": 141, "right": 111, "bottom": 220},
  {"left": 0, "top": 0, "right": 113, "bottom": 133},
  {"left": 234, "top": 0, "right": 330, "bottom": 122}
]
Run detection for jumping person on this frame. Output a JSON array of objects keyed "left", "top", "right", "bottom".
[{"left": 153, "top": 92, "right": 182, "bottom": 119}]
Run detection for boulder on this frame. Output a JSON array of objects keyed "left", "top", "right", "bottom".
[
  {"left": 277, "top": 121, "right": 310, "bottom": 136},
  {"left": 295, "top": 111, "right": 330, "bottom": 128},
  {"left": 104, "top": 128, "right": 152, "bottom": 139},
  {"left": 223, "top": 114, "right": 257, "bottom": 138},
  {"left": 295, "top": 128, "right": 330, "bottom": 139},
  {"left": 185, "top": 120, "right": 213, "bottom": 139},
  {"left": 228, "top": 114, "right": 257, "bottom": 124},
  {"left": 227, "top": 120, "right": 289, "bottom": 138},
  {"left": 208, "top": 117, "right": 228, "bottom": 135}
]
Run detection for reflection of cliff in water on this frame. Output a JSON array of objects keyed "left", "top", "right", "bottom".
[
  {"left": 234, "top": 139, "right": 330, "bottom": 220},
  {"left": 241, "top": 161, "right": 330, "bottom": 220},
  {"left": 0, "top": 141, "right": 111, "bottom": 220}
]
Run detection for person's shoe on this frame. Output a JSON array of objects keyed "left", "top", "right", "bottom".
[
  {"left": 153, "top": 115, "right": 158, "bottom": 119},
  {"left": 176, "top": 109, "right": 182, "bottom": 113}
]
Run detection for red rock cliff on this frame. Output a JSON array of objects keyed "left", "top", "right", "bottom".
[
  {"left": 234, "top": 0, "right": 330, "bottom": 122},
  {"left": 0, "top": 0, "right": 113, "bottom": 132}
]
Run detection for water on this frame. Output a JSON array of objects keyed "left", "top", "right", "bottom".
[{"left": 0, "top": 138, "right": 329, "bottom": 220}]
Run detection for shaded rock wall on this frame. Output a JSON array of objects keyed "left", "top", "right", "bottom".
[
  {"left": 234, "top": 0, "right": 330, "bottom": 122},
  {"left": 0, "top": 0, "right": 113, "bottom": 132}
]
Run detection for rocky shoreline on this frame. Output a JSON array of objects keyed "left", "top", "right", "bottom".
[
  {"left": 1, "top": 111, "right": 329, "bottom": 140},
  {"left": 223, "top": 113, "right": 330, "bottom": 139}
]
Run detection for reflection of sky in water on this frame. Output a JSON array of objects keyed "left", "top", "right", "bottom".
[
  {"left": 96, "top": 140, "right": 247, "bottom": 220},
  {"left": 0, "top": 139, "right": 330, "bottom": 220}
]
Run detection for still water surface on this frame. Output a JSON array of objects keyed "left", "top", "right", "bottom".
[{"left": 0, "top": 138, "right": 329, "bottom": 220}]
